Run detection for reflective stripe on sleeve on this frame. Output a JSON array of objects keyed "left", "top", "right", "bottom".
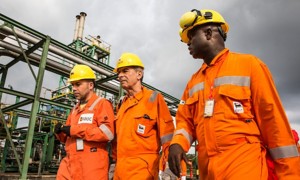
[
  {"left": 174, "top": 128, "right": 193, "bottom": 146},
  {"left": 214, "top": 76, "right": 250, "bottom": 87},
  {"left": 161, "top": 133, "right": 173, "bottom": 144},
  {"left": 99, "top": 124, "right": 114, "bottom": 141},
  {"left": 269, "top": 145, "right": 299, "bottom": 160},
  {"left": 189, "top": 82, "right": 204, "bottom": 97},
  {"left": 89, "top": 97, "right": 103, "bottom": 111},
  {"left": 149, "top": 91, "right": 158, "bottom": 102}
]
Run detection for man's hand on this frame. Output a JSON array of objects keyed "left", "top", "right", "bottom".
[
  {"left": 168, "top": 144, "right": 189, "bottom": 177},
  {"left": 54, "top": 122, "right": 63, "bottom": 134},
  {"left": 61, "top": 125, "right": 71, "bottom": 136}
]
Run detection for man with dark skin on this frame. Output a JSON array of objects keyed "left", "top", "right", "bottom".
[
  {"left": 168, "top": 9, "right": 300, "bottom": 179},
  {"left": 188, "top": 24, "right": 224, "bottom": 62}
]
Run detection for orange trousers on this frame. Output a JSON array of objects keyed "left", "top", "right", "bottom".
[
  {"left": 114, "top": 154, "right": 159, "bottom": 180},
  {"left": 56, "top": 151, "right": 109, "bottom": 180}
]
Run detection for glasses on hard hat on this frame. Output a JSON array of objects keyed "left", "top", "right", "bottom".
[{"left": 180, "top": 9, "right": 213, "bottom": 32}]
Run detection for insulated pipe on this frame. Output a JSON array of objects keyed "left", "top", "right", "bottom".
[
  {"left": 0, "top": 41, "right": 120, "bottom": 94},
  {"left": 0, "top": 42, "right": 176, "bottom": 113},
  {"left": 0, "top": 48, "right": 15, "bottom": 58},
  {"left": 77, "top": 12, "right": 87, "bottom": 40},
  {"left": 0, "top": 41, "right": 71, "bottom": 75},
  {"left": 73, "top": 15, "right": 80, "bottom": 41},
  {"left": 0, "top": 27, "right": 178, "bottom": 106},
  {"left": 0, "top": 26, "right": 113, "bottom": 76}
]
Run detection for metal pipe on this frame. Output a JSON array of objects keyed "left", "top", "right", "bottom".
[
  {"left": 73, "top": 15, "right": 80, "bottom": 41},
  {"left": 0, "top": 26, "right": 178, "bottom": 107},
  {"left": 0, "top": 26, "right": 113, "bottom": 76},
  {"left": 77, "top": 12, "right": 87, "bottom": 40},
  {"left": 0, "top": 48, "right": 15, "bottom": 58},
  {"left": 0, "top": 41, "right": 120, "bottom": 93},
  {"left": 0, "top": 43, "right": 175, "bottom": 113},
  {"left": 0, "top": 41, "right": 70, "bottom": 75}
]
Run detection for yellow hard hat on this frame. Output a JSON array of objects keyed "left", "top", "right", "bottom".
[
  {"left": 69, "top": 64, "right": 96, "bottom": 82},
  {"left": 113, "top": 52, "right": 144, "bottom": 73},
  {"left": 179, "top": 9, "right": 229, "bottom": 43}
]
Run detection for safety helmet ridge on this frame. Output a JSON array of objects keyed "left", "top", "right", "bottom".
[
  {"left": 69, "top": 64, "right": 96, "bottom": 82},
  {"left": 179, "top": 9, "right": 229, "bottom": 43},
  {"left": 114, "top": 52, "right": 144, "bottom": 73}
]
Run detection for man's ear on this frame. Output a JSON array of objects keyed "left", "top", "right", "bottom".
[
  {"left": 89, "top": 81, "right": 94, "bottom": 90},
  {"left": 205, "top": 28, "right": 213, "bottom": 40},
  {"left": 137, "top": 70, "right": 143, "bottom": 80}
]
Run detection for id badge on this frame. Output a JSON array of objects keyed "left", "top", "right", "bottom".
[
  {"left": 76, "top": 138, "right": 84, "bottom": 151},
  {"left": 204, "top": 99, "right": 214, "bottom": 117}
]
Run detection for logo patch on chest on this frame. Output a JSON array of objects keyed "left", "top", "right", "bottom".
[
  {"left": 137, "top": 124, "right": 146, "bottom": 134},
  {"left": 233, "top": 101, "right": 244, "bottom": 113},
  {"left": 78, "top": 113, "right": 94, "bottom": 124},
  {"left": 179, "top": 100, "right": 185, "bottom": 105}
]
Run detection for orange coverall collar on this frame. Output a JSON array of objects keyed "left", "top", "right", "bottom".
[
  {"left": 74, "top": 92, "right": 97, "bottom": 112},
  {"left": 200, "top": 48, "right": 229, "bottom": 72},
  {"left": 125, "top": 86, "right": 146, "bottom": 101}
]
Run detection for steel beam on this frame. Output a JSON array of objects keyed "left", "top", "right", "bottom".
[{"left": 20, "top": 36, "right": 50, "bottom": 180}]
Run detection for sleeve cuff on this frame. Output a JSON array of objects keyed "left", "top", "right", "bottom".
[{"left": 170, "top": 134, "right": 191, "bottom": 153}]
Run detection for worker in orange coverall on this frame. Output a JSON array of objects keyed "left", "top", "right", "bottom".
[
  {"left": 111, "top": 52, "right": 175, "bottom": 179},
  {"left": 168, "top": 9, "right": 300, "bottom": 179},
  {"left": 55, "top": 64, "right": 114, "bottom": 180}
]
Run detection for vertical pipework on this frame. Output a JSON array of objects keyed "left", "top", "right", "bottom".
[
  {"left": 73, "top": 15, "right": 80, "bottom": 41},
  {"left": 77, "top": 12, "right": 87, "bottom": 41}
]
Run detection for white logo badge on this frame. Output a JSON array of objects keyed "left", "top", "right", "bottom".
[
  {"left": 78, "top": 113, "right": 94, "bottom": 124},
  {"left": 179, "top": 100, "right": 186, "bottom": 105},
  {"left": 137, "top": 124, "right": 146, "bottom": 134},
  {"left": 233, "top": 101, "right": 244, "bottom": 113}
]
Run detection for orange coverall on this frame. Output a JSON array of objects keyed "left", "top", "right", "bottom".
[
  {"left": 266, "top": 129, "right": 299, "bottom": 180},
  {"left": 113, "top": 87, "right": 174, "bottom": 180},
  {"left": 56, "top": 93, "right": 114, "bottom": 180},
  {"left": 171, "top": 48, "right": 300, "bottom": 179}
]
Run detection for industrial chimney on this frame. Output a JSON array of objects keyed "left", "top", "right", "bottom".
[
  {"left": 77, "top": 12, "right": 87, "bottom": 41},
  {"left": 73, "top": 15, "right": 80, "bottom": 41}
]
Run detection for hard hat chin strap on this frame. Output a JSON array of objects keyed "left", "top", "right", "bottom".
[{"left": 217, "top": 26, "right": 227, "bottom": 41}]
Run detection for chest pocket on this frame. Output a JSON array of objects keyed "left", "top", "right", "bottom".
[
  {"left": 218, "top": 86, "right": 254, "bottom": 120},
  {"left": 134, "top": 111, "right": 157, "bottom": 138},
  {"left": 185, "top": 92, "right": 201, "bottom": 125}
]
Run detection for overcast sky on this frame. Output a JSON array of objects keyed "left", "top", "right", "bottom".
[{"left": 1, "top": 0, "right": 300, "bottom": 132}]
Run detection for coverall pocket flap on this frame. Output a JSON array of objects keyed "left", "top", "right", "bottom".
[
  {"left": 134, "top": 112, "right": 155, "bottom": 120},
  {"left": 245, "top": 136, "right": 261, "bottom": 144},
  {"left": 186, "top": 93, "right": 198, "bottom": 105},
  {"left": 219, "top": 86, "right": 250, "bottom": 100}
]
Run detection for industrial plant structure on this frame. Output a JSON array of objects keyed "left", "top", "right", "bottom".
[{"left": 0, "top": 12, "right": 180, "bottom": 179}]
